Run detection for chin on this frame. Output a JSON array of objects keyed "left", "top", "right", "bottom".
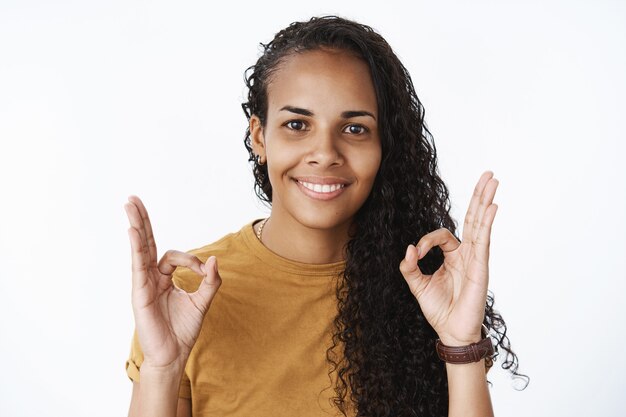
[{"left": 292, "top": 208, "right": 354, "bottom": 231}]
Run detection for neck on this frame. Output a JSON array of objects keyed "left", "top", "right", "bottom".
[{"left": 258, "top": 212, "right": 352, "bottom": 264}]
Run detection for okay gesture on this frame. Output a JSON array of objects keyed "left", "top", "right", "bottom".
[{"left": 399, "top": 171, "right": 499, "bottom": 346}]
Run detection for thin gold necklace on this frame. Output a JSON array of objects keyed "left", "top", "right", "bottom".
[{"left": 256, "top": 217, "right": 269, "bottom": 241}]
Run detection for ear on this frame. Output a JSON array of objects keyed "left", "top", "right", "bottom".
[{"left": 249, "top": 115, "right": 266, "bottom": 159}]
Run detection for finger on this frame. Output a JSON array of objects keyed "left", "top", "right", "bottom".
[
  {"left": 157, "top": 250, "right": 205, "bottom": 277},
  {"left": 124, "top": 201, "right": 150, "bottom": 262},
  {"left": 474, "top": 203, "right": 498, "bottom": 263},
  {"left": 472, "top": 178, "right": 499, "bottom": 243},
  {"left": 127, "top": 226, "right": 150, "bottom": 292},
  {"left": 399, "top": 244, "right": 429, "bottom": 299},
  {"left": 415, "top": 228, "right": 461, "bottom": 259},
  {"left": 462, "top": 171, "right": 493, "bottom": 243},
  {"left": 128, "top": 195, "right": 158, "bottom": 264},
  {"left": 190, "top": 256, "right": 222, "bottom": 315}
]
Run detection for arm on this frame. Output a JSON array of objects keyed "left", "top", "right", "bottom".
[
  {"left": 446, "top": 360, "right": 493, "bottom": 417},
  {"left": 128, "top": 364, "right": 192, "bottom": 417},
  {"left": 399, "top": 171, "right": 500, "bottom": 416}
]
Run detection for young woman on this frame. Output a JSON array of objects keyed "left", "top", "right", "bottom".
[{"left": 124, "top": 15, "right": 525, "bottom": 417}]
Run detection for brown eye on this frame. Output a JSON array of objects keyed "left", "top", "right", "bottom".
[
  {"left": 344, "top": 124, "right": 368, "bottom": 135},
  {"left": 286, "top": 120, "right": 306, "bottom": 131}
]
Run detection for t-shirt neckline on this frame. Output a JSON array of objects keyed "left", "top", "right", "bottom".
[{"left": 241, "top": 219, "right": 347, "bottom": 277}]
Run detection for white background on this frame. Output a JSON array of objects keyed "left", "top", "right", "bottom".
[{"left": 1, "top": 1, "right": 625, "bottom": 416}]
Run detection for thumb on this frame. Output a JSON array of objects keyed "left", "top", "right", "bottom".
[
  {"left": 192, "top": 256, "right": 222, "bottom": 311},
  {"left": 399, "top": 245, "right": 428, "bottom": 298}
]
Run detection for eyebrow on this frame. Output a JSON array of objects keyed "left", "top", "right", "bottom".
[{"left": 279, "top": 105, "right": 376, "bottom": 121}]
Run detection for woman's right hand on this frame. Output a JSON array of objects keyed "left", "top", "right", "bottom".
[{"left": 124, "top": 195, "right": 222, "bottom": 371}]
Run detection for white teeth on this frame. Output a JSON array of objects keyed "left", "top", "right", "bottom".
[{"left": 299, "top": 181, "right": 344, "bottom": 193}]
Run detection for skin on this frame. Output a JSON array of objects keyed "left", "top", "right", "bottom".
[
  {"left": 249, "top": 47, "right": 382, "bottom": 264},
  {"left": 125, "top": 196, "right": 216, "bottom": 417},
  {"left": 125, "top": 48, "right": 497, "bottom": 416},
  {"left": 400, "top": 171, "right": 500, "bottom": 347}
]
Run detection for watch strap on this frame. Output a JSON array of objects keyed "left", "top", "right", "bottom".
[{"left": 436, "top": 337, "right": 494, "bottom": 364}]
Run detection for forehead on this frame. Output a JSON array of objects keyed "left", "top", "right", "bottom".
[{"left": 266, "top": 49, "right": 378, "bottom": 115}]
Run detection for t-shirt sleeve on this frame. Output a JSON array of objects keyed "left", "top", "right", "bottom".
[{"left": 125, "top": 329, "right": 192, "bottom": 399}]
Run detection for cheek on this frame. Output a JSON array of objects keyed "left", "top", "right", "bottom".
[
  {"left": 354, "top": 150, "right": 382, "bottom": 183},
  {"left": 266, "top": 142, "right": 300, "bottom": 182}
]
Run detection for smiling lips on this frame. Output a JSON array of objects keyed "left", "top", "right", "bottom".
[
  {"left": 294, "top": 177, "right": 350, "bottom": 201},
  {"left": 299, "top": 181, "right": 344, "bottom": 193}
]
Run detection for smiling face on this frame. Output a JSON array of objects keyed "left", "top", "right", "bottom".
[{"left": 250, "top": 48, "right": 382, "bottom": 232}]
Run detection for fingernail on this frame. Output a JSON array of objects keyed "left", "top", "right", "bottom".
[
  {"left": 415, "top": 246, "right": 421, "bottom": 259},
  {"left": 212, "top": 256, "right": 218, "bottom": 273}
]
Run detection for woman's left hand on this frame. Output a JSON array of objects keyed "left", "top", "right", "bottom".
[{"left": 399, "top": 171, "right": 499, "bottom": 346}]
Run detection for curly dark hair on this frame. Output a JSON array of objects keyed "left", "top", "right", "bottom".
[{"left": 241, "top": 15, "right": 528, "bottom": 416}]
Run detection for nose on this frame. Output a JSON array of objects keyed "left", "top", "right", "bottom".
[{"left": 304, "top": 128, "right": 344, "bottom": 168}]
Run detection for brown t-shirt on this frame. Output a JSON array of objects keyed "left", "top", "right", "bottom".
[{"left": 126, "top": 219, "right": 350, "bottom": 416}]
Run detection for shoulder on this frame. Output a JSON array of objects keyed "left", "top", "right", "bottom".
[{"left": 187, "top": 230, "right": 239, "bottom": 260}]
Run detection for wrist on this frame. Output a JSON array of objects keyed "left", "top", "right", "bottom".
[
  {"left": 437, "top": 334, "right": 482, "bottom": 347},
  {"left": 136, "top": 363, "right": 185, "bottom": 417},
  {"left": 445, "top": 358, "right": 486, "bottom": 370},
  {"left": 140, "top": 359, "right": 187, "bottom": 381}
]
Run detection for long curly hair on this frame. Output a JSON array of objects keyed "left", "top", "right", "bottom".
[{"left": 241, "top": 15, "right": 528, "bottom": 416}]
